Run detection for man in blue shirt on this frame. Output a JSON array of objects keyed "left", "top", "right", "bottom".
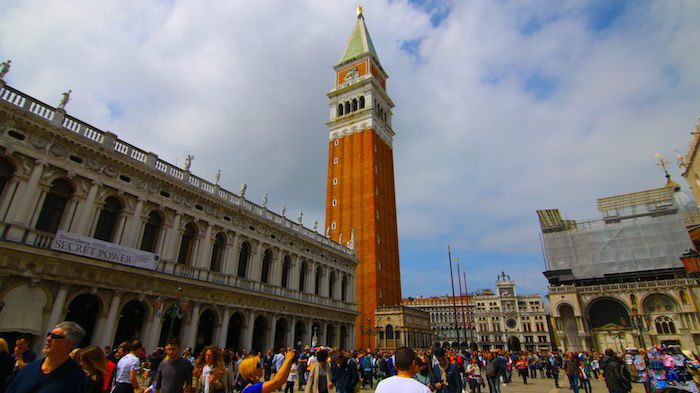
[{"left": 6, "top": 321, "right": 87, "bottom": 393}]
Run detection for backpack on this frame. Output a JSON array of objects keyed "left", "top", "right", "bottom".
[
  {"left": 362, "top": 356, "right": 372, "bottom": 370},
  {"left": 486, "top": 361, "right": 498, "bottom": 378}
]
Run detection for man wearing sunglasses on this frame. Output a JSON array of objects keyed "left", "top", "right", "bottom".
[{"left": 6, "top": 321, "right": 87, "bottom": 393}]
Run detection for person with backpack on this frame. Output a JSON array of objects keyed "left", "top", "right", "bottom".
[
  {"left": 550, "top": 353, "right": 561, "bottom": 388},
  {"left": 360, "top": 351, "right": 373, "bottom": 389},
  {"left": 602, "top": 349, "right": 632, "bottom": 393},
  {"left": 484, "top": 352, "right": 502, "bottom": 393}
]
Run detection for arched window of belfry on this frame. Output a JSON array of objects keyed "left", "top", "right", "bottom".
[
  {"left": 352, "top": 98, "right": 358, "bottom": 112},
  {"left": 337, "top": 104, "right": 343, "bottom": 117},
  {"left": 359, "top": 96, "right": 365, "bottom": 109},
  {"left": 36, "top": 178, "right": 74, "bottom": 233},
  {"left": 345, "top": 101, "right": 351, "bottom": 114}
]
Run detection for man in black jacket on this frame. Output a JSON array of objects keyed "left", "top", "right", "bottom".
[
  {"left": 601, "top": 349, "right": 631, "bottom": 393},
  {"left": 432, "top": 348, "right": 462, "bottom": 393}
]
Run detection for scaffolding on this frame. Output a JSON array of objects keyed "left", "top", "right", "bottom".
[{"left": 538, "top": 186, "right": 695, "bottom": 281}]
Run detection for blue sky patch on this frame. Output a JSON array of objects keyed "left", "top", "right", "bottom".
[
  {"left": 106, "top": 101, "right": 123, "bottom": 119},
  {"left": 408, "top": 0, "right": 453, "bottom": 27},
  {"left": 585, "top": 0, "right": 627, "bottom": 31},
  {"left": 524, "top": 72, "right": 559, "bottom": 100}
]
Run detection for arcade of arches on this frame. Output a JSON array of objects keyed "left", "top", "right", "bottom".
[{"left": 551, "top": 285, "right": 700, "bottom": 353}]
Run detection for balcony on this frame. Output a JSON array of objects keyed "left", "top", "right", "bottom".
[{"left": 0, "top": 222, "right": 356, "bottom": 312}]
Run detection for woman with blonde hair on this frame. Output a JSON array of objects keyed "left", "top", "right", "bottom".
[
  {"left": 240, "top": 349, "right": 296, "bottom": 393},
  {"left": 193, "top": 345, "right": 227, "bottom": 393},
  {"left": 79, "top": 345, "right": 109, "bottom": 393}
]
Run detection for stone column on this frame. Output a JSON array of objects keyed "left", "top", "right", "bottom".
[
  {"left": 289, "top": 257, "right": 300, "bottom": 291},
  {"left": 306, "top": 261, "right": 316, "bottom": 294},
  {"left": 124, "top": 197, "right": 146, "bottom": 248},
  {"left": 73, "top": 181, "right": 100, "bottom": 235},
  {"left": 197, "top": 223, "right": 213, "bottom": 269},
  {"left": 286, "top": 318, "right": 296, "bottom": 348},
  {"left": 319, "top": 266, "right": 329, "bottom": 298},
  {"left": 183, "top": 303, "right": 201, "bottom": 350},
  {"left": 251, "top": 242, "right": 264, "bottom": 281},
  {"left": 267, "top": 315, "right": 278, "bottom": 351},
  {"left": 162, "top": 212, "right": 182, "bottom": 261},
  {"left": 8, "top": 160, "right": 45, "bottom": 226},
  {"left": 45, "top": 285, "right": 69, "bottom": 334},
  {"left": 334, "top": 324, "right": 341, "bottom": 349},
  {"left": 145, "top": 303, "right": 165, "bottom": 351},
  {"left": 242, "top": 311, "right": 256, "bottom": 352},
  {"left": 217, "top": 308, "right": 231, "bottom": 348},
  {"left": 223, "top": 233, "right": 240, "bottom": 275},
  {"left": 318, "top": 321, "right": 327, "bottom": 346},
  {"left": 100, "top": 292, "right": 123, "bottom": 347},
  {"left": 304, "top": 319, "right": 313, "bottom": 347},
  {"left": 270, "top": 252, "right": 283, "bottom": 286}
]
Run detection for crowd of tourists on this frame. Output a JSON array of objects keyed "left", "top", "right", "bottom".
[{"left": 2, "top": 321, "right": 700, "bottom": 393}]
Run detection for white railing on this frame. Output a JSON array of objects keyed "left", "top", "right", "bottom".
[{"left": 0, "top": 84, "right": 355, "bottom": 257}]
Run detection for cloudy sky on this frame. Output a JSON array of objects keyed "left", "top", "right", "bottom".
[{"left": 2, "top": 0, "right": 699, "bottom": 297}]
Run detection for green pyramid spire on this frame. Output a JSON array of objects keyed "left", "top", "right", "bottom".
[{"left": 339, "top": 8, "right": 381, "bottom": 66}]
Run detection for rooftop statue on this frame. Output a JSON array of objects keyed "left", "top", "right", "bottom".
[
  {"left": 58, "top": 89, "right": 72, "bottom": 110},
  {"left": 239, "top": 182, "right": 247, "bottom": 198},
  {"left": 0, "top": 60, "right": 11, "bottom": 80}
]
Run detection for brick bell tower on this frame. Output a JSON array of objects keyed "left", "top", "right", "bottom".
[{"left": 325, "top": 7, "right": 402, "bottom": 349}]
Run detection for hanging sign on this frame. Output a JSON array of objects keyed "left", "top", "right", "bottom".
[{"left": 50, "top": 230, "right": 159, "bottom": 270}]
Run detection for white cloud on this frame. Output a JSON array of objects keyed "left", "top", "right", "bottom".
[{"left": 1, "top": 0, "right": 698, "bottom": 296}]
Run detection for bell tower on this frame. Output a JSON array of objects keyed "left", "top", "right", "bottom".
[{"left": 325, "top": 7, "right": 402, "bottom": 349}]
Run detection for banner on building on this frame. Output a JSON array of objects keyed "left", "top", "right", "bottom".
[{"left": 50, "top": 231, "right": 159, "bottom": 270}]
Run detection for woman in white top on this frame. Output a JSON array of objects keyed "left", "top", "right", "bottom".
[{"left": 112, "top": 340, "right": 141, "bottom": 393}]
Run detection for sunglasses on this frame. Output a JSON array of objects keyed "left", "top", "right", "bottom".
[{"left": 46, "top": 332, "right": 66, "bottom": 340}]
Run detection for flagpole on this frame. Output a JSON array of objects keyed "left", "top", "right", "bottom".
[
  {"left": 457, "top": 261, "right": 468, "bottom": 345},
  {"left": 463, "top": 270, "right": 473, "bottom": 343},
  {"left": 447, "top": 245, "right": 461, "bottom": 347}
]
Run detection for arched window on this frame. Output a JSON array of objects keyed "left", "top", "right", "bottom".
[
  {"left": 177, "top": 223, "right": 197, "bottom": 265},
  {"left": 352, "top": 98, "right": 358, "bottom": 112},
  {"left": 261, "top": 249, "right": 272, "bottom": 283},
  {"left": 298, "top": 261, "right": 307, "bottom": 292},
  {"left": 386, "top": 325, "right": 394, "bottom": 340},
  {"left": 337, "top": 104, "right": 343, "bottom": 117},
  {"left": 328, "top": 271, "right": 336, "bottom": 298},
  {"left": 140, "top": 211, "right": 162, "bottom": 252},
  {"left": 341, "top": 274, "right": 348, "bottom": 301},
  {"left": 93, "top": 196, "right": 122, "bottom": 242},
  {"left": 281, "top": 256, "right": 291, "bottom": 288},
  {"left": 36, "top": 178, "right": 73, "bottom": 233},
  {"left": 314, "top": 267, "right": 322, "bottom": 295},
  {"left": 210, "top": 233, "right": 226, "bottom": 272},
  {"left": 344, "top": 101, "right": 350, "bottom": 114},
  {"left": 359, "top": 96, "right": 365, "bottom": 109},
  {"left": 655, "top": 316, "right": 676, "bottom": 334},
  {"left": 237, "top": 241, "right": 251, "bottom": 278},
  {"left": 0, "top": 159, "right": 15, "bottom": 197}
]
